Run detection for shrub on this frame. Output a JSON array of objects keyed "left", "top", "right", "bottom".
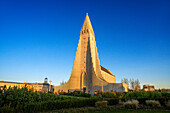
[
  {"left": 0, "top": 86, "right": 101, "bottom": 112},
  {"left": 101, "top": 92, "right": 116, "bottom": 98},
  {"left": 95, "top": 101, "right": 108, "bottom": 107},
  {"left": 157, "top": 97, "right": 168, "bottom": 106},
  {"left": 166, "top": 100, "right": 170, "bottom": 107},
  {"left": 116, "top": 92, "right": 125, "bottom": 98},
  {"left": 60, "top": 91, "right": 91, "bottom": 98},
  {"left": 145, "top": 100, "right": 161, "bottom": 108},
  {"left": 137, "top": 98, "right": 146, "bottom": 105},
  {"left": 161, "top": 92, "right": 170, "bottom": 99},
  {"left": 166, "top": 100, "right": 170, "bottom": 110},
  {"left": 124, "top": 100, "right": 139, "bottom": 109},
  {"left": 104, "top": 98, "right": 119, "bottom": 105},
  {"left": 124, "top": 91, "right": 162, "bottom": 100},
  {"left": 26, "top": 97, "right": 101, "bottom": 112}
]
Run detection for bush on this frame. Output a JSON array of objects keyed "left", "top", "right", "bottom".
[
  {"left": 0, "top": 86, "right": 101, "bottom": 112},
  {"left": 25, "top": 97, "right": 101, "bottom": 112},
  {"left": 166, "top": 100, "right": 170, "bottom": 107},
  {"left": 124, "top": 91, "right": 162, "bottom": 100},
  {"left": 101, "top": 92, "right": 116, "bottom": 98},
  {"left": 161, "top": 92, "right": 170, "bottom": 99},
  {"left": 145, "top": 100, "right": 161, "bottom": 108},
  {"left": 166, "top": 100, "right": 170, "bottom": 110},
  {"left": 157, "top": 97, "right": 169, "bottom": 106},
  {"left": 124, "top": 100, "right": 139, "bottom": 109},
  {"left": 60, "top": 91, "right": 91, "bottom": 98},
  {"left": 95, "top": 101, "right": 108, "bottom": 107},
  {"left": 116, "top": 92, "right": 125, "bottom": 98},
  {"left": 137, "top": 98, "right": 147, "bottom": 105},
  {"left": 104, "top": 98, "right": 119, "bottom": 105}
]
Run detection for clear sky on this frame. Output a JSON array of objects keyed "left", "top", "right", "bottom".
[{"left": 0, "top": 0, "right": 170, "bottom": 89}]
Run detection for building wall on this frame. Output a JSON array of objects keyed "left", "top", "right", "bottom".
[
  {"left": 143, "top": 84, "right": 155, "bottom": 92},
  {"left": 0, "top": 82, "right": 25, "bottom": 89}
]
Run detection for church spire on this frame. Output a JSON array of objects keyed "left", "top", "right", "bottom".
[{"left": 81, "top": 13, "right": 94, "bottom": 36}]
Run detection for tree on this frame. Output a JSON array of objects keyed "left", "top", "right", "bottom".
[
  {"left": 134, "top": 79, "right": 140, "bottom": 91},
  {"left": 130, "top": 79, "right": 135, "bottom": 91},
  {"left": 121, "top": 78, "right": 129, "bottom": 89},
  {"left": 121, "top": 78, "right": 141, "bottom": 91}
]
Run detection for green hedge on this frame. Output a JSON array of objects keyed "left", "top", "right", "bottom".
[
  {"left": 0, "top": 97, "right": 102, "bottom": 112},
  {"left": 100, "top": 91, "right": 170, "bottom": 106},
  {"left": 104, "top": 98, "right": 119, "bottom": 105},
  {"left": 0, "top": 87, "right": 73, "bottom": 111},
  {"left": 100, "top": 91, "right": 170, "bottom": 100},
  {"left": 23, "top": 98, "right": 100, "bottom": 112},
  {"left": 0, "top": 86, "right": 103, "bottom": 112},
  {"left": 95, "top": 101, "right": 108, "bottom": 107},
  {"left": 0, "top": 86, "right": 101, "bottom": 112},
  {"left": 124, "top": 92, "right": 162, "bottom": 100},
  {"left": 60, "top": 91, "right": 91, "bottom": 98}
]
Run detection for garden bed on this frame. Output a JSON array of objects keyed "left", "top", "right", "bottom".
[{"left": 0, "top": 86, "right": 170, "bottom": 112}]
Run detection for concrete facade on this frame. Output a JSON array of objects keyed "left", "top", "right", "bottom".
[{"left": 54, "top": 14, "right": 127, "bottom": 94}]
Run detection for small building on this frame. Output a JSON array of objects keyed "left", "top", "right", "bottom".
[
  {"left": 160, "top": 88, "right": 170, "bottom": 92},
  {"left": 26, "top": 82, "right": 49, "bottom": 92},
  {"left": 143, "top": 84, "right": 155, "bottom": 91}
]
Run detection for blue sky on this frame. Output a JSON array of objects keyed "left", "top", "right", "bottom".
[{"left": 0, "top": 0, "right": 170, "bottom": 89}]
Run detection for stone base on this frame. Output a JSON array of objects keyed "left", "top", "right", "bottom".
[{"left": 54, "top": 82, "right": 127, "bottom": 94}]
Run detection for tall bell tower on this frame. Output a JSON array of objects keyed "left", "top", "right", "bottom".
[{"left": 54, "top": 14, "right": 127, "bottom": 94}]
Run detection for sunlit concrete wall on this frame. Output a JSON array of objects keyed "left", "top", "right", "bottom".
[
  {"left": 101, "top": 70, "right": 116, "bottom": 83},
  {"left": 0, "top": 81, "right": 49, "bottom": 92}
]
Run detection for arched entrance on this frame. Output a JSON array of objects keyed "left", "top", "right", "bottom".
[{"left": 81, "top": 72, "right": 87, "bottom": 92}]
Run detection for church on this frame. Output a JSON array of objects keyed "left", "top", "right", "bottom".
[{"left": 54, "top": 14, "right": 127, "bottom": 94}]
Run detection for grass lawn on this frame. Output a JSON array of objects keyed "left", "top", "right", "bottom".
[
  {"left": 92, "top": 109, "right": 170, "bottom": 113},
  {"left": 48, "top": 107, "right": 170, "bottom": 113}
]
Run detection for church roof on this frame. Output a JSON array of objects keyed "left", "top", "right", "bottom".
[
  {"left": 0, "top": 81, "right": 24, "bottom": 84},
  {"left": 100, "top": 65, "right": 115, "bottom": 76},
  {"left": 0, "top": 81, "right": 49, "bottom": 85}
]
